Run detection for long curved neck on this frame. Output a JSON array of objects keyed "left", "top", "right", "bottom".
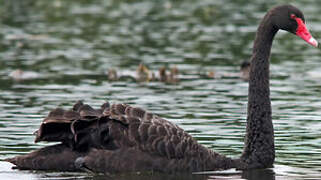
[{"left": 241, "top": 15, "right": 278, "bottom": 169}]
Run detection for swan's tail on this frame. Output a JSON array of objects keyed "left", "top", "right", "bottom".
[{"left": 4, "top": 144, "right": 81, "bottom": 171}]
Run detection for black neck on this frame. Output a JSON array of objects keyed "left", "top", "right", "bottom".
[{"left": 241, "top": 15, "right": 278, "bottom": 168}]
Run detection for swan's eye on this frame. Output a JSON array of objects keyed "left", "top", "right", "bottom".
[{"left": 290, "top": 14, "right": 296, "bottom": 19}]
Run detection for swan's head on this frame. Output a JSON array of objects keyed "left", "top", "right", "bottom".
[{"left": 270, "top": 5, "right": 318, "bottom": 47}]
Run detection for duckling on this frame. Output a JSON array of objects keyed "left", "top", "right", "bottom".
[
  {"left": 159, "top": 66, "right": 168, "bottom": 82},
  {"left": 207, "top": 71, "right": 216, "bottom": 78},
  {"left": 9, "top": 69, "right": 39, "bottom": 81},
  {"left": 9, "top": 69, "right": 24, "bottom": 80},
  {"left": 158, "top": 66, "right": 179, "bottom": 83},
  {"left": 205, "top": 61, "right": 251, "bottom": 80},
  {"left": 107, "top": 68, "right": 118, "bottom": 81},
  {"left": 168, "top": 66, "right": 179, "bottom": 83},
  {"left": 150, "top": 72, "right": 156, "bottom": 81},
  {"left": 136, "top": 63, "right": 152, "bottom": 82},
  {"left": 240, "top": 61, "right": 250, "bottom": 81}
]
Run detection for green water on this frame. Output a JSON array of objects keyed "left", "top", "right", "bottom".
[{"left": 0, "top": 0, "right": 321, "bottom": 179}]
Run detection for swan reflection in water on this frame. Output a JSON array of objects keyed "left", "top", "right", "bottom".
[{"left": 81, "top": 168, "right": 277, "bottom": 180}]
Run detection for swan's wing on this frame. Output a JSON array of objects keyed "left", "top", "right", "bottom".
[
  {"left": 100, "top": 103, "right": 199, "bottom": 159},
  {"left": 34, "top": 108, "right": 75, "bottom": 143},
  {"left": 35, "top": 101, "right": 200, "bottom": 159},
  {"left": 34, "top": 101, "right": 108, "bottom": 144},
  {"left": 73, "top": 103, "right": 234, "bottom": 172}
]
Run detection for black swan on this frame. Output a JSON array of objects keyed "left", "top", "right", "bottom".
[{"left": 5, "top": 4, "right": 318, "bottom": 173}]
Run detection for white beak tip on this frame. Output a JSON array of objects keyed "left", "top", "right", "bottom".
[{"left": 309, "top": 37, "right": 318, "bottom": 47}]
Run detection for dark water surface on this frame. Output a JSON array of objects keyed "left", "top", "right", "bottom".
[{"left": 1, "top": 0, "right": 321, "bottom": 179}]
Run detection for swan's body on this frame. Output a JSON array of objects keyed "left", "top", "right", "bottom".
[
  {"left": 6, "top": 102, "right": 235, "bottom": 172},
  {"left": 5, "top": 4, "right": 317, "bottom": 173}
]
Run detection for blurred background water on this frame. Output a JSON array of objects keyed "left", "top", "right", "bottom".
[{"left": 0, "top": 0, "right": 321, "bottom": 179}]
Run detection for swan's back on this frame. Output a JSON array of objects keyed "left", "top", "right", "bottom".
[{"left": 6, "top": 101, "right": 234, "bottom": 173}]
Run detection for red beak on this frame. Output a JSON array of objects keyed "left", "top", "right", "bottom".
[{"left": 294, "top": 17, "right": 318, "bottom": 47}]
